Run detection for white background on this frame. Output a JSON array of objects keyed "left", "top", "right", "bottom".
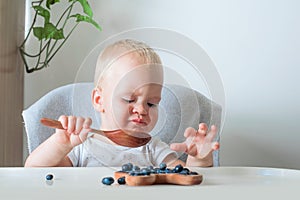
[{"left": 24, "top": 0, "right": 300, "bottom": 169}]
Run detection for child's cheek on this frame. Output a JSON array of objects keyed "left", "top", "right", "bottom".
[
  {"left": 149, "top": 109, "right": 158, "bottom": 127},
  {"left": 113, "top": 103, "right": 131, "bottom": 126}
]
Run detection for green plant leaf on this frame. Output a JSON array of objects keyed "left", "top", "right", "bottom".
[
  {"left": 33, "top": 27, "right": 45, "bottom": 40},
  {"left": 44, "top": 22, "right": 65, "bottom": 39},
  {"left": 53, "top": 28, "right": 64, "bottom": 40},
  {"left": 33, "top": 23, "right": 65, "bottom": 40},
  {"left": 33, "top": 5, "right": 50, "bottom": 24},
  {"left": 20, "top": 0, "right": 102, "bottom": 73},
  {"left": 70, "top": 14, "right": 102, "bottom": 30},
  {"left": 75, "top": 0, "right": 93, "bottom": 17},
  {"left": 46, "top": 0, "right": 60, "bottom": 9}
]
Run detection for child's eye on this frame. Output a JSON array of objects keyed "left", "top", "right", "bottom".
[
  {"left": 123, "top": 98, "right": 135, "bottom": 103},
  {"left": 147, "top": 103, "right": 157, "bottom": 107}
]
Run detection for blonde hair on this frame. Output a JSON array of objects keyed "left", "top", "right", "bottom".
[{"left": 94, "top": 39, "right": 162, "bottom": 86}]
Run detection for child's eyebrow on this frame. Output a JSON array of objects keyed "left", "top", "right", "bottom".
[
  {"left": 148, "top": 96, "right": 161, "bottom": 102},
  {"left": 121, "top": 92, "right": 134, "bottom": 97}
]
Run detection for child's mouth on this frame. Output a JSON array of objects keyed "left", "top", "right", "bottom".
[{"left": 132, "top": 118, "right": 147, "bottom": 125}]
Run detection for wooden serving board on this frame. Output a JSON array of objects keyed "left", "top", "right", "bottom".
[{"left": 114, "top": 171, "right": 203, "bottom": 186}]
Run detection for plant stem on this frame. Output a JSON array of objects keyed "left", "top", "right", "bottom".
[
  {"left": 20, "top": 0, "right": 43, "bottom": 48},
  {"left": 19, "top": 0, "right": 101, "bottom": 73},
  {"left": 34, "top": 40, "right": 44, "bottom": 70},
  {"left": 47, "top": 23, "right": 79, "bottom": 64},
  {"left": 46, "top": 2, "right": 74, "bottom": 58}
]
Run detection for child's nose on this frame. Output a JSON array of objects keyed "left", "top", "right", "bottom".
[{"left": 132, "top": 103, "right": 148, "bottom": 115}]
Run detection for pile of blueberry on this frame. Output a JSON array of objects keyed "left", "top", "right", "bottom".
[
  {"left": 101, "top": 162, "right": 199, "bottom": 185},
  {"left": 120, "top": 162, "right": 198, "bottom": 176}
]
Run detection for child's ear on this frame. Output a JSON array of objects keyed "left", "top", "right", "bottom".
[{"left": 92, "top": 87, "right": 103, "bottom": 112}]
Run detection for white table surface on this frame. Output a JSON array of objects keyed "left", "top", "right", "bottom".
[{"left": 0, "top": 166, "right": 299, "bottom": 200}]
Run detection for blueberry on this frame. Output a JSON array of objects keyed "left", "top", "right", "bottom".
[
  {"left": 147, "top": 165, "right": 154, "bottom": 170},
  {"left": 165, "top": 168, "right": 173, "bottom": 173},
  {"left": 138, "top": 171, "right": 145, "bottom": 176},
  {"left": 190, "top": 171, "right": 199, "bottom": 175},
  {"left": 102, "top": 177, "right": 114, "bottom": 185},
  {"left": 141, "top": 168, "right": 151, "bottom": 175},
  {"left": 122, "top": 163, "right": 133, "bottom": 172},
  {"left": 179, "top": 169, "right": 189, "bottom": 175},
  {"left": 153, "top": 168, "right": 160, "bottom": 174},
  {"left": 132, "top": 165, "right": 140, "bottom": 171},
  {"left": 181, "top": 168, "right": 190, "bottom": 174},
  {"left": 45, "top": 174, "right": 54, "bottom": 180},
  {"left": 117, "top": 176, "right": 126, "bottom": 185},
  {"left": 127, "top": 163, "right": 133, "bottom": 168},
  {"left": 129, "top": 171, "right": 138, "bottom": 176},
  {"left": 159, "top": 162, "right": 167, "bottom": 170},
  {"left": 174, "top": 164, "right": 183, "bottom": 173}
]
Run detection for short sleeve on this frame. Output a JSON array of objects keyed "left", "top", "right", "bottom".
[
  {"left": 67, "top": 145, "right": 81, "bottom": 167},
  {"left": 149, "top": 137, "right": 178, "bottom": 166}
]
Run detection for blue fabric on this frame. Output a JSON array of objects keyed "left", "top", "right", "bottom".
[{"left": 22, "top": 83, "right": 222, "bottom": 166}]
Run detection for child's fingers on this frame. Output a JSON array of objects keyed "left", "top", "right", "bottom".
[
  {"left": 206, "top": 125, "right": 218, "bottom": 141},
  {"left": 198, "top": 123, "right": 208, "bottom": 137},
  {"left": 183, "top": 127, "right": 197, "bottom": 138},
  {"left": 67, "top": 116, "right": 76, "bottom": 133},
  {"left": 76, "top": 117, "right": 92, "bottom": 141},
  {"left": 211, "top": 141, "right": 220, "bottom": 150},
  {"left": 58, "top": 115, "right": 68, "bottom": 129},
  {"left": 75, "top": 117, "right": 85, "bottom": 135},
  {"left": 170, "top": 142, "right": 187, "bottom": 153},
  {"left": 77, "top": 117, "right": 92, "bottom": 143},
  {"left": 79, "top": 127, "right": 91, "bottom": 143},
  {"left": 83, "top": 117, "right": 92, "bottom": 129}
]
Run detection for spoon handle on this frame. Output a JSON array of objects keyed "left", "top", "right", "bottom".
[
  {"left": 40, "top": 118, "right": 106, "bottom": 137},
  {"left": 40, "top": 117, "right": 152, "bottom": 148}
]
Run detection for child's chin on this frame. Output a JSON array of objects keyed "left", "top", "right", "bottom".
[{"left": 126, "top": 126, "right": 152, "bottom": 134}]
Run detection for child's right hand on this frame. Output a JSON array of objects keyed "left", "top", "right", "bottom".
[{"left": 54, "top": 115, "right": 92, "bottom": 148}]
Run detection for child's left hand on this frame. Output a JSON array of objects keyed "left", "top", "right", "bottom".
[{"left": 170, "top": 123, "right": 220, "bottom": 163}]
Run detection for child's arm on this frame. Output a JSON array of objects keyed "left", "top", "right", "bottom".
[
  {"left": 170, "top": 123, "right": 220, "bottom": 167},
  {"left": 24, "top": 115, "right": 91, "bottom": 167}
]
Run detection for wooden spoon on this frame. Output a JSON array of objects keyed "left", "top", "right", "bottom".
[{"left": 40, "top": 118, "right": 151, "bottom": 148}]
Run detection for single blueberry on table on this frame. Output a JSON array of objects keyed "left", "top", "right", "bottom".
[
  {"left": 45, "top": 174, "right": 54, "bottom": 180},
  {"left": 102, "top": 177, "right": 114, "bottom": 185}
]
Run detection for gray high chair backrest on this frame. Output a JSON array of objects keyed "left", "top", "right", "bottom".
[{"left": 22, "top": 83, "right": 222, "bottom": 166}]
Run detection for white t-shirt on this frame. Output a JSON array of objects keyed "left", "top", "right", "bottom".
[{"left": 68, "top": 136, "right": 178, "bottom": 167}]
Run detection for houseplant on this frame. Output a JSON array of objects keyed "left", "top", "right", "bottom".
[{"left": 19, "top": 0, "right": 101, "bottom": 73}]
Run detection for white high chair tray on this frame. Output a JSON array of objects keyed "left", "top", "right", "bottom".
[{"left": 0, "top": 166, "right": 299, "bottom": 200}]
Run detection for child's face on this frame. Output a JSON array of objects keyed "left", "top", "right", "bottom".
[{"left": 95, "top": 53, "right": 163, "bottom": 134}]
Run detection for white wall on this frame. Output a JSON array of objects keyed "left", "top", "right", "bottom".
[{"left": 24, "top": 0, "right": 300, "bottom": 169}]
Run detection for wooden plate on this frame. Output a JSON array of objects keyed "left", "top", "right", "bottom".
[{"left": 114, "top": 171, "right": 203, "bottom": 186}]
